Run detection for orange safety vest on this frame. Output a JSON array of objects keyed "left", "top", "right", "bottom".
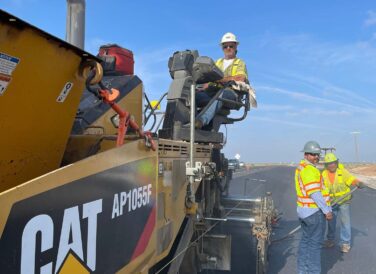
[
  {"left": 322, "top": 163, "right": 356, "bottom": 204},
  {"left": 295, "top": 161, "right": 330, "bottom": 208}
]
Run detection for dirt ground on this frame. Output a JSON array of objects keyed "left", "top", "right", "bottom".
[
  {"left": 348, "top": 164, "right": 376, "bottom": 189},
  {"left": 349, "top": 164, "right": 376, "bottom": 176}
]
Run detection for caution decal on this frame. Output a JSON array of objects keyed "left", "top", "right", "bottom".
[
  {"left": 0, "top": 52, "right": 20, "bottom": 96},
  {"left": 0, "top": 158, "right": 156, "bottom": 274}
]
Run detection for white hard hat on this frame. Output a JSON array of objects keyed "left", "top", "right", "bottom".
[{"left": 220, "top": 32, "right": 239, "bottom": 45}]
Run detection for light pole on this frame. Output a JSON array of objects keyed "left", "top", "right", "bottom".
[{"left": 350, "top": 132, "right": 360, "bottom": 162}]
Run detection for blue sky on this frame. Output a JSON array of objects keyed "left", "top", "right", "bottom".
[{"left": 2, "top": 0, "right": 376, "bottom": 162}]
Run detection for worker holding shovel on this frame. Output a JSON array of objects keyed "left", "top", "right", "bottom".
[{"left": 322, "top": 153, "right": 366, "bottom": 253}]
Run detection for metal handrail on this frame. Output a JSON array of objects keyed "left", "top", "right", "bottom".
[
  {"left": 144, "top": 92, "right": 167, "bottom": 132},
  {"left": 196, "top": 87, "right": 250, "bottom": 124}
]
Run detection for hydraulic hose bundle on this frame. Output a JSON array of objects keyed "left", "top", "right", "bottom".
[{"left": 85, "top": 64, "right": 156, "bottom": 150}]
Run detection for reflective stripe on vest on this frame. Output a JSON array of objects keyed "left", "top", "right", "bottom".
[
  {"left": 215, "top": 58, "right": 241, "bottom": 76},
  {"left": 231, "top": 59, "right": 241, "bottom": 76},
  {"left": 333, "top": 168, "right": 346, "bottom": 196},
  {"left": 323, "top": 168, "right": 351, "bottom": 200},
  {"left": 296, "top": 164, "right": 308, "bottom": 197},
  {"left": 296, "top": 163, "right": 330, "bottom": 208},
  {"left": 297, "top": 195, "right": 331, "bottom": 205},
  {"left": 215, "top": 58, "right": 222, "bottom": 67}
]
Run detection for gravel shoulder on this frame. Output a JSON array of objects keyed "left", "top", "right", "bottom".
[{"left": 348, "top": 164, "right": 376, "bottom": 189}]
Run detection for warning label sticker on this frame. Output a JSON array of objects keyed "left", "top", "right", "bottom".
[
  {"left": 0, "top": 52, "right": 20, "bottom": 76},
  {"left": 0, "top": 74, "right": 11, "bottom": 96},
  {"left": 56, "top": 82, "right": 74, "bottom": 103},
  {"left": 0, "top": 52, "right": 20, "bottom": 95}
]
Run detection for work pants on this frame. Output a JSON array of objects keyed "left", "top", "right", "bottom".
[
  {"left": 327, "top": 203, "right": 351, "bottom": 245},
  {"left": 196, "top": 88, "right": 237, "bottom": 126},
  {"left": 297, "top": 210, "right": 326, "bottom": 274}
]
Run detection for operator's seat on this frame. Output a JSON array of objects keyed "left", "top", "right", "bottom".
[
  {"left": 193, "top": 55, "right": 249, "bottom": 131},
  {"left": 196, "top": 85, "right": 250, "bottom": 132},
  {"left": 159, "top": 50, "right": 224, "bottom": 143},
  {"left": 158, "top": 50, "right": 250, "bottom": 143}
]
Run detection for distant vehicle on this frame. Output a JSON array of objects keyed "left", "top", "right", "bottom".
[
  {"left": 239, "top": 161, "right": 245, "bottom": 168},
  {"left": 228, "top": 159, "right": 240, "bottom": 170}
]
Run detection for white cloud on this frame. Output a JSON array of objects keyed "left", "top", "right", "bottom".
[
  {"left": 257, "top": 85, "right": 375, "bottom": 114},
  {"left": 364, "top": 10, "right": 376, "bottom": 27},
  {"left": 256, "top": 104, "right": 351, "bottom": 116},
  {"left": 267, "top": 33, "right": 376, "bottom": 67},
  {"left": 287, "top": 108, "right": 351, "bottom": 117},
  {"left": 257, "top": 104, "right": 294, "bottom": 111},
  {"left": 281, "top": 72, "right": 376, "bottom": 108},
  {"left": 251, "top": 116, "right": 337, "bottom": 131},
  {"left": 258, "top": 85, "right": 337, "bottom": 105},
  {"left": 322, "top": 85, "right": 376, "bottom": 108}
]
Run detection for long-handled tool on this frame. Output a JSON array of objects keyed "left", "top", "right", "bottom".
[
  {"left": 272, "top": 186, "right": 360, "bottom": 243},
  {"left": 329, "top": 186, "right": 359, "bottom": 207}
]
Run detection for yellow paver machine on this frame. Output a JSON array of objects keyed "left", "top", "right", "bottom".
[{"left": 0, "top": 9, "right": 276, "bottom": 274}]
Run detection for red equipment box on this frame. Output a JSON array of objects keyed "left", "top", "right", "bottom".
[{"left": 98, "top": 44, "right": 134, "bottom": 75}]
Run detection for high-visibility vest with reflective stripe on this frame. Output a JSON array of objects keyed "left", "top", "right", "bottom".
[
  {"left": 322, "top": 164, "right": 356, "bottom": 204},
  {"left": 215, "top": 58, "right": 248, "bottom": 78},
  {"left": 295, "top": 161, "right": 330, "bottom": 208}
]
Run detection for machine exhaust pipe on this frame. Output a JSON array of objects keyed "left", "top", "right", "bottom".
[{"left": 66, "top": 0, "right": 86, "bottom": 49}]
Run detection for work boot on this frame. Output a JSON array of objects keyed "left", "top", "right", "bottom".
[
  {"left": 340, "top": 244, "right": 351, "bottom": 253},
  {"left": 184, "top": 119, "right": 204, "bottom": 129},
  {"left": 195, "top": 119, "right": 203, "bottom": 129},
  {"left": 323, "top": 240, "right": 335, "bottom": 248}
]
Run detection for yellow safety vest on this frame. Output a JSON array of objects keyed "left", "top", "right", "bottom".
[
  {"left": 215, "top": 58, "right": 248, "bottom": 79},
  {"left": 322, "top": 164, "right": 356, "bottom": 204},
  {"left": 295, "top": 160, "right": 330, "bottom": 208}
]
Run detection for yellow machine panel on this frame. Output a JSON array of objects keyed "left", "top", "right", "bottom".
[
  {"left": 0, "top": 139, "right": 159, "bottom": 273},
  {"left": 0, "top": 10, "right": 98, "bottom": 192},
  {"left": 87, "top": 81, "right": 144, "bottom": 135},
  {"left": 61, "top": 81, "right": 144, "bottom": 165}
]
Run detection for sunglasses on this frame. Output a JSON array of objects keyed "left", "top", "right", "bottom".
[
  {"left": 222, "top": 45, "right": 235, "bottom": 49},
  {"left": 307, "top": 153, "right": 320, "bottom": 157}
]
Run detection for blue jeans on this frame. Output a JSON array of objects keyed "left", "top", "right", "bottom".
[
  {"left": 297, "top": 210, "right": 326, "bottom": 274},
  {"left": 327, "top": 203, "right": 351, "bottom": 245},
  {"left": 196, "top": 88, "right": 237, "bottom": 126}
]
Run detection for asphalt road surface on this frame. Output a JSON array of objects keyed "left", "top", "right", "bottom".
[{"left": 214, "top": 166, "right": 376, "bottom": 274}]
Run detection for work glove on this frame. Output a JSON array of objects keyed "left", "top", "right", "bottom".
[
  {"left": 356, "top": 181, "right": 366, "bottom": 189},
  {"left": 230, "top": 81, "right": 258, "bottom": 109},
  {"left": 248, "top": 86, "right": 257, "bottom": 108}
]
